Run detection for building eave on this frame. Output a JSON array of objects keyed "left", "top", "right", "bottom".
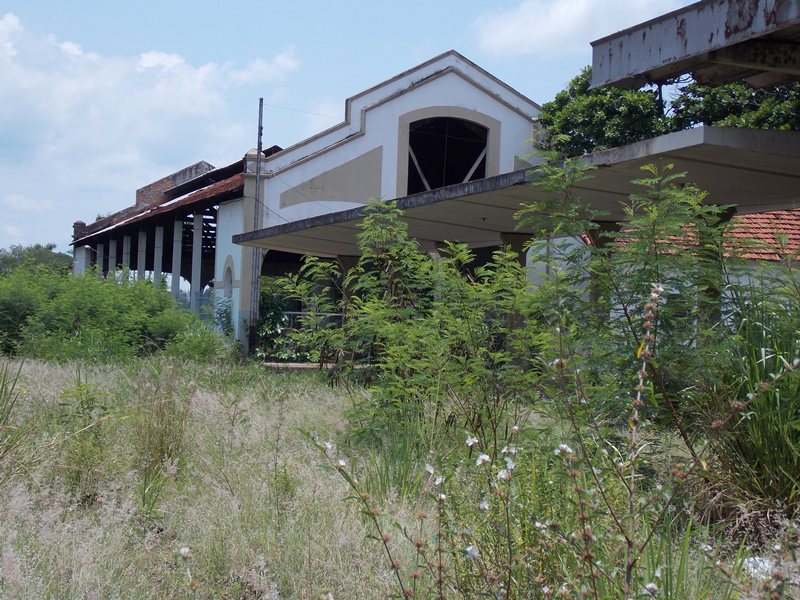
[{"left": 233, "top": 127, "right": 800, "bottom": 257}]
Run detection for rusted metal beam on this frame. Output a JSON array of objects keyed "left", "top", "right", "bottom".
[{"left": 591, "top": 0, "right": 800, "bottom": 88}]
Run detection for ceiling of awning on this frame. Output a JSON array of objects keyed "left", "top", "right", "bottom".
[{"left": 233, "top": 127, "right": 800, "bottom": 257}]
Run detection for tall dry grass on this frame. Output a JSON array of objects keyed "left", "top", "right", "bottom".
[{"left": 0, "top": 358, "right": 419, "bottom": 599}]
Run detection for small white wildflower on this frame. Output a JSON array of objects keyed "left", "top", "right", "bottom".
[
  {"left": 497, "top": 469, "right": 511, "bottom": 480},
  {"left": 541, "top": 585, "right": 551, "bottom": 595},
  {"left": 323, "top": 440, "right": 334, "bottom": 452},
  {"left": 336, "top": 458, "right": 346, "bottom": 469},
  {"left": 511, "top": 425, "right": 520, "bottom": 434},
  {"left": 643, "top": 582, "right": 658, "bottom": 596},
  {"left": 501, "top": 444, "right": 518, "bottom": 455},
  {"left": 476, "top": 453, "right": 491, "bottom": 466},
  {"left": 504, "top": 456, "right": 516, "bottom": 470},
  {"left": 434, "top": 476, "right": 444, "bottom": 486},
  {"left": 554, "top": 443, "right": 574, "bottom": 456},
  {"left": 466, "top": 434, "right": 479, "bottom": 447},
  {"left": 465, "top": 545, "right": 480, "bottom": 560},
  {"left": 699, "top": 543, "right": 713, "bottom": 554},
  {"left": 425, "top": 463, "right": 435, "bottom": 475},
  {"left": 179, "top": 546, "right": 192, "bottom": 559},
  {"left": 744, "top": 556, "right": 775, "bottom": 580},
  {"left": 437, "top": 493, "right": 446, "bottom": 502},
  {"left": 479, "top": 498, "right": 489, "bottom": 511}
]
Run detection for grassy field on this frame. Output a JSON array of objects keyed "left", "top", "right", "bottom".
[
  {"left": 0, "top": 359, "right": 434, "bottom": 599},
  {"left": 2, "top": 358, "right": 797, "bottom": 599}
]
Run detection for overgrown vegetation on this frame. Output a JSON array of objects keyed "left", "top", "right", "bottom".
[
  {"left": 282, "top": 162, "right": 800, "bottom": 597},
  {"left": 1, "top": 162, "right": 798, "bottom": 598},
  {"left": 0, "top": 265, "right": 228, "bottom": 362}
]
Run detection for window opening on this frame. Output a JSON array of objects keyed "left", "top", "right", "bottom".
[{"left": 407, "top": 117, "right": 488, "bottom": 195}]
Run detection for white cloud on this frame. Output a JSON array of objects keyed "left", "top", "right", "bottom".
[
  {"left": 474, "top": 0, "right": 690, "bottom": 57},
  {"left": 0, "top": 12, "right": 301, "bottom": 248},
  {"left": 0, "top": 12, "right": 22, "bottom": 57},
  {"left": 227, "top": 47, "right": 299, "bottom": 85},
  {"left": 137, "top": 50, "right": 186, "bottom": 71},
  {"left": 0, "top": 194, "right": 53, "bottom": 213},
  {"left": 59, "top": 40, "right": 84, "bottom": 57}
]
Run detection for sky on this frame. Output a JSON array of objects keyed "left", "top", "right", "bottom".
[{"left": 0, "top": 0, "right": 692, "bottom": 251}]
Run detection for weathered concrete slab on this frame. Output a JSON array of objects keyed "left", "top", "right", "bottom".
[
  {"left": 591, "top": 0, "right": 800, "bottom": 88},
  {"left": 233, "top": 127, "right": 800, "bottom": 257}
]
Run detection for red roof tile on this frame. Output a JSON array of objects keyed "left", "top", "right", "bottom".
[
  {"left": 730, "top": 209, "right": 800, "bottom": 261},
  {"left": 74, "top": 173, "right": 243, "bottom": 244}
]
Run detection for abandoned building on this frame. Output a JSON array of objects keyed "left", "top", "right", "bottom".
[
  {"left": 72, "top": 11, "right": 800, "bottom": 349},
  {"left": 71, "top": 51, "right": 541, "bottom": 347}
]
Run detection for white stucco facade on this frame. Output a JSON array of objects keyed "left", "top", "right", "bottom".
[
  {"left": 243, "top": 51, "right": 540, "bottom": 230},
  {"left": 214, "top": 198, "right": 247, "bottom": 337}
]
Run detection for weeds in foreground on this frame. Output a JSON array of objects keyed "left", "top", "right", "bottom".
[
  {"left": 295, "top": 163, "right": 799, "bottom": 598},
  {"left": 0, "top": 360, "right": 25, "bottom": 486},
  {"left": 309, "top": 284, "right": 749, "bottom": 598},
  {"left": 130, "top": 362, "right": 192, "bottom": 524}
]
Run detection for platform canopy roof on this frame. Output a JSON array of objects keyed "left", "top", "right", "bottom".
[
  {"left": 591, "top": 0, "right": 800, "bottom": 89},
  {"left": 234, "top": 127, "right": 800, "bottom": 257}
]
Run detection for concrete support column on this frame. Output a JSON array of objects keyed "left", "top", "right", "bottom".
[
  {"left": 190, "top": 213, "right": 203, "bottom": 311},
  {"left": 153, "top": 225, "right": 164, "bottom": 286},
  {"left": 108, "top": 239, "right": 117, "bottom": 280},
  {"left": 171, "top": 219, "right": 183, "bottom": 299},
  {"left": 96, "top": 242, "right": 105, "bottom": 278},
  {"left": 73, "top": 246, "right": 91, "bottom": 275},
  {"left": 137, "top": 229, "right": 147, "bottom": 281},
  {"left": 122, "top": 235, "right": 132, "bottom": 272}
]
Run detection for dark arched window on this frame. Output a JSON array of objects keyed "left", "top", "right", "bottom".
[{"left": 407, "top": 117, "right": 488, "bottom": 195}]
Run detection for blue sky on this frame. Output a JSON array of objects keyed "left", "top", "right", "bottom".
[{"left": 0, "top": 0, "right": 690, "bottom": 250}]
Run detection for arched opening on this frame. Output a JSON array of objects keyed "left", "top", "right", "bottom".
[
  {"left": 407, "top": 117, "right": 488, "bottom": 195},
  {"left": 223, "top": 266, "right": 233, "bottom": 299}
]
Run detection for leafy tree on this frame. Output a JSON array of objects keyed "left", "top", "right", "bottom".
[
  {"left": 670, "top": 80, "right": 800, "bottom": 130},
  {"left": 536, "top": 66, "right": 666, "bottom": 157},
  {"left": 0, "top": 243, "right": 72, "bottom": 275},
  {"left": 539, "top": 67, "right": 800, "bottom": 157}
]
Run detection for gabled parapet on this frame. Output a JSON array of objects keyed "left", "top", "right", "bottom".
[{"left": 242, "top": 50, "right": 542, "bottom": 232}]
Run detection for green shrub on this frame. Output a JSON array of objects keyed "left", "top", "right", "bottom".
[
  {"left": 163, "top": 324, "right": 230, "bottom": 363},
  {"left": 0, "top": 267, "right": 61, "bottom": 354},
  {"left": 0, "top": 265, "right": 220, "bottom": 362}
]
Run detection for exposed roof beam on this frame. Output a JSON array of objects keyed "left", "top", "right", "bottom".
[{"left": 711, "top": 40, "right": 800, "bottom": 76}]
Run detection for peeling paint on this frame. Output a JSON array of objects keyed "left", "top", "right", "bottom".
[
  {"left": 765, "top": 0, "right": 792, "bottom": 26},
  {"left": 725, "top": 0, "right": 757, "bottom": 37}
]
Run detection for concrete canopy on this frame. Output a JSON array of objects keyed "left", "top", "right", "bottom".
[
  {"left": 233, "top": 127, "right": 800, "bottom": 257},
  {"left": 591, "top": 0, "right": 800, "bottom": 89}
]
